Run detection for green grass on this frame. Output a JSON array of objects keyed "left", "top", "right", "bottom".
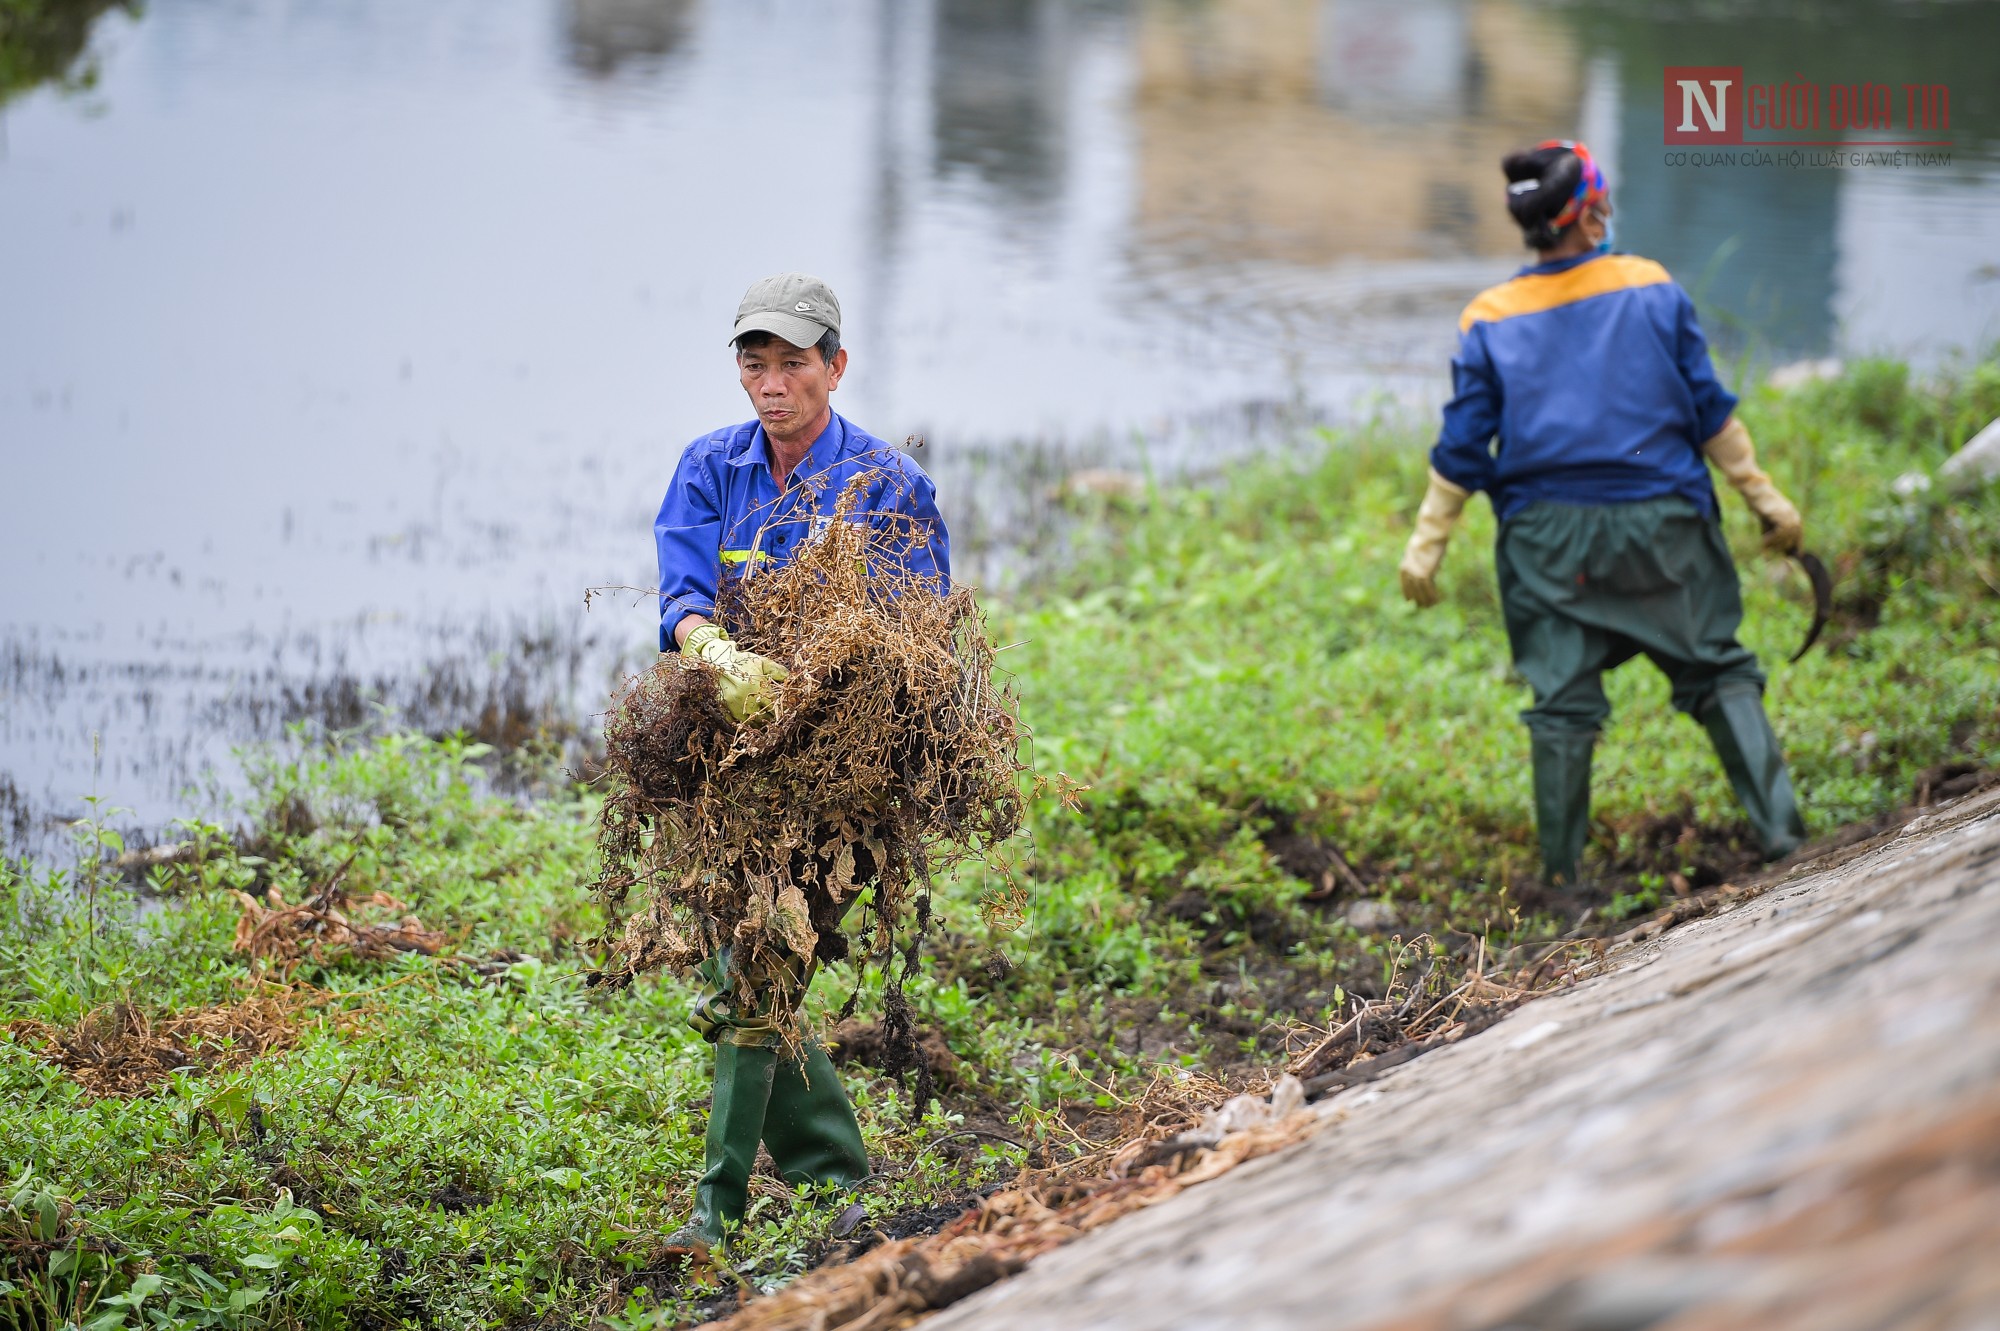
[
  {"left": 4, "top": 357, "right": 1998, "bottom": 1328},
  {"left": 1009, "top": 355, "right": 2000, "bottom": 890}
]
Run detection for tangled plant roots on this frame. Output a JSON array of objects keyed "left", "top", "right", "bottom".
[
  {"left": 231, "top": 854, "right": 449, "bottom": 967},
  {"left": 592, "top": 477, "right": 1030, "bottom": 1070}
]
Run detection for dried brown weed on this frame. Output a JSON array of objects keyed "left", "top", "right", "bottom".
[{"left": 590, "top": 475, "right": 1031, "bottom": 1089}]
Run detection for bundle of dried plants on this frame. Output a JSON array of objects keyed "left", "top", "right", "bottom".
[{"left": 590, "top": 475, "right": 1030, "bottom": 1089}]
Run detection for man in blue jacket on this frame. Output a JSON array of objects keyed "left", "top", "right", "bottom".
[
  {"left": 1398, "top": 141, "right": 1806, "bottom": 888},
  {"left": 654, "top": 273, "right": 950, "bottom": 1251}
]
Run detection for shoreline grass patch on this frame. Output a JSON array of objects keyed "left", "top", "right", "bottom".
[{"left": 1, "top": 357, "right": 1994, "bottom": 1328}]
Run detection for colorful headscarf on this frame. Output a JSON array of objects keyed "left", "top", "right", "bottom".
[{"left": 1538, "top": 139, "right": 1609, "bottom": 230}]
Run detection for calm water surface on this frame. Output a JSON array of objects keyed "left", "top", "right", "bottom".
[{"left": 5, "top": 0, "right": 1998, "bottom": 854}]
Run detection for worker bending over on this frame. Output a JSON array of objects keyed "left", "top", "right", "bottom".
[{"left": 1399, "top": 141, "right": 1806, "bottom": 886}]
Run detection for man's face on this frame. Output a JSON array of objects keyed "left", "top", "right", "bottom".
[{"left": 737, "top": 336, "right": 847, "bottom": 440}]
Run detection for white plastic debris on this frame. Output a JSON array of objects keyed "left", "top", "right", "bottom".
[
  {"left": 1186, "top": 1075, "right": 1309, "bottom": 1147},
  {"left": 1268, "top": 1073, "right": 1306, "bottom": 1118}
]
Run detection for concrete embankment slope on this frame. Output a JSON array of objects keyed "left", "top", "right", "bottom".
[{"left": 935, "top": 787, "right": 2000, "bottom": 1331}]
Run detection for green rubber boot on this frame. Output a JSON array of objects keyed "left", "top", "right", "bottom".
[
  {"left": 1699, "top": 685, "right": 1806, "bottom": 861},
  {"left": 761, "top": 1043, "right": 869, "bottom": 1190},
  {"left": 1531, "top": 727, "right": 1596, "bottom": 887},
  {"left": 688, "top": 1041, "right": 778, "bottom": 1247}
]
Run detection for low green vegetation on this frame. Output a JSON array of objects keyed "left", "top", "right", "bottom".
[
  {"left": 4, "top": 358, "right": 1997, "bottom": 1328},
  {"left": 1014, "top": 354, "right": 2000, "bottom": 923}
]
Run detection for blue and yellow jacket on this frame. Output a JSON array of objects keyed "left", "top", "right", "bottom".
[
  {"left": 1430, "top": 252, "right": 1738, "bottom": 522},
  {"left": 653, "top": 412, "right": 950, "bottom": 649}
]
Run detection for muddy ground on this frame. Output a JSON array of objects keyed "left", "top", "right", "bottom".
[{"left": 920, "top": 783, "right": 2000, "bottom": 1331}]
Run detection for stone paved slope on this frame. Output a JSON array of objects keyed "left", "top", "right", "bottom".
[{"left": 933, "top": 787, "right": 2000, "bottom": 1331}]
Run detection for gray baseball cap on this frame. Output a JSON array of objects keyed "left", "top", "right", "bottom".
[{"left": 730, "top": 273, "right": 841, "bottom": 350}]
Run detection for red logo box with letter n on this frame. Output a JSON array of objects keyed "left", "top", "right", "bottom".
[{"left": 1664, "top": 66, "right": 1743, "bottom": 144}]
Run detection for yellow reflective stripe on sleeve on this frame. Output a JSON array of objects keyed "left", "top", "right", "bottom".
[
  {"left": 720, "top": 549, "right": 772, "bottom": 565},
  {"left": 1458, "top": 255, "right": 1673, "bottom": 333}
]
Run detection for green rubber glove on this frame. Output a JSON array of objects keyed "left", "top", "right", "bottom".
[{"left": 681, "top": 623, "right": 789, "bottom": 724}]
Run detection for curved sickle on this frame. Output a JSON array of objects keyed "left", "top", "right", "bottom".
[{"left": 1789, "top": 551, "right": 1834, "bottom": 663}]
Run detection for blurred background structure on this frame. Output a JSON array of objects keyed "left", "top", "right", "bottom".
[{"left": 3, "top": 0, "right": 1998, "bottom": 854}]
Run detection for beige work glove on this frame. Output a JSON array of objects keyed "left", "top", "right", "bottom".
[
  {"left": 680, "top": 623, "right": 789, "bottom": 724},
  {"left": 1398, "top": 469, "right": 1471, "bottom": 608},
  {"left": 1704, "top": 417, "right": 1803, "bottom": 555}
]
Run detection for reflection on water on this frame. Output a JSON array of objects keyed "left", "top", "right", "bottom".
[
  {"left": 1571, "top": 0, "right": 2000, "bottom": 359},
  {"left": 932, "top": 0, "right": 1071, "bottom": 208},
  {"left": 1126, "top": 0, "right": 1593, "bottom": 365},
  {"left": 3, "top": 0, "right": 1997, "bottom": 857},
  {"left": 563, "top": 0, "right": 695, "bottom": 79},
  {"left": 1137, "top": 0, "right": 1579, "bottom": 266},
  {"left": 0, "top": 620, "right": 601, "bottom": 853}
]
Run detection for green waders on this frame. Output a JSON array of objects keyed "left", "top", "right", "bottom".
[
  {"left": 1496, "top": 496, "right": 1805, "bottom": 884},
  {"left": 680, "top": 944, "right": 868, "bottom": 1248}
]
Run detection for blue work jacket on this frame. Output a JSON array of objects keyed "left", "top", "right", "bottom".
[
  {"left": 653, "top": 412, "right": 950, "bottom": 649},
  {"left": 1430, "top": 252, "right": 1738, "bottom": 522}
]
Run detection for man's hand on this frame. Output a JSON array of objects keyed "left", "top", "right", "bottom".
[
  {"left": 680, "top": 624, "right": 789, "bottom": 724},
  {"left": 1399, "top": 469, "right": 1471, "bottom": 608},
  {"left": 1704, "top": 418, "right": 1803, "bottom": 555}
]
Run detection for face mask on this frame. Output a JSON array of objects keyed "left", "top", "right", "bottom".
[{"left": 1594, "top": 217, "right": 1616, "bottom": 254}]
